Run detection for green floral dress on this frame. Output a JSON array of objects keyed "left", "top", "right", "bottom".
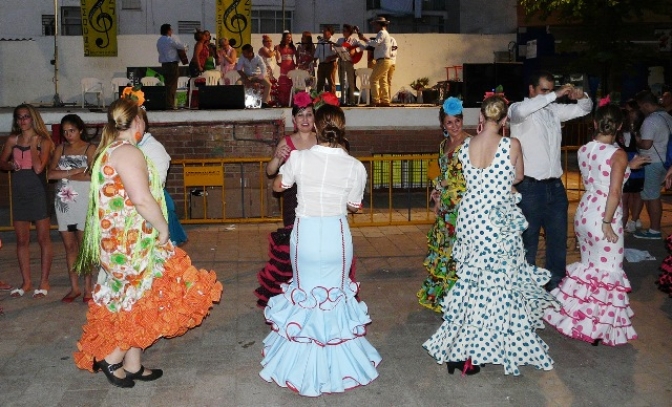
[{"left": 417, "top": 139, "right": 466, "bottom": 312}]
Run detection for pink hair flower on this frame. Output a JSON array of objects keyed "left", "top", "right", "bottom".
[
  {"left": 598, "top": 94, "right": 611, "bottom": 107},
  {"left": 293, "top": 91, "right": 313, "bottom": 109}
]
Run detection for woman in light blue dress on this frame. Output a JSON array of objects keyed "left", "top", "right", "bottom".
[{"left": 260, "top": 103, "right": 380, "bottom": 397}]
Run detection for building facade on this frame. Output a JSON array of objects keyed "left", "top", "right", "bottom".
[{"left": 0, "top": 0, "right": 518, "bottom": 39}]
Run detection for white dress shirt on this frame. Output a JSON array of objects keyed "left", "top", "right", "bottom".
[
  {"left": 508, "top": 92, "right": 592, "bottom": 179},
  {"left": 236, "top": 55, "right": 267, "bottom": 77},
  {"left": 361, "top": 29, "right": 391, "bottom": 60},
  {"left": 156, "top": 35, "right": 185, "bottom": 64},
  {"left": 314, "top": 38, "right": 337, "bottom": 63},
  {"left": 279, "top": 145, "right": 367, "bottom": 217},
  {"left": 138, "top": 133, "right": 171, "bottom": 187}
]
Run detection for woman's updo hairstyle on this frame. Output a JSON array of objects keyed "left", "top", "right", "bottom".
[
  {"left": 481, "top": 96, "right": 508, "bottom": 123},
  {"left": 594, "top": 104, "right": 623, "bottom": 136},
  {"left": 315, "top": 104, "right": 346, "bottom": 148},
  {"left": 96, "top": 98, "right": 141, "bottom": 156}
]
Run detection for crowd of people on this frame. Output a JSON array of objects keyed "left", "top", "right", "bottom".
[
  {"left": 156, "top": 18, "right": 399, "bottom": 109},
  {"left": 2, "top": 66, "right": 672, "bottom": 394}
]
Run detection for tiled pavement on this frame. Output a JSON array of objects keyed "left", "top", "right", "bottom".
[{"left": 1, "top": 202, "right": 672, "bottom": 407}]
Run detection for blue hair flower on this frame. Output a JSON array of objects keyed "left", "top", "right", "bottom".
[{"left": 443, "top": 97, "right": 463, "bottom": 116}]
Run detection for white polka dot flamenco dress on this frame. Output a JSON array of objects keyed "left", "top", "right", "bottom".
[
  {"left": 544, "top": 141, "right": 637, "bottom": 346},
  {"left": 423, "top": 137, "right": 560, "bottom": 376}
]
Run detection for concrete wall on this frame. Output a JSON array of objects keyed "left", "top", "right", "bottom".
[{"left": 0, "top": 33, "right": 516, "bottom": 108}]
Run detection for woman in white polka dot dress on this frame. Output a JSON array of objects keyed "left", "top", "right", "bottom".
[
  {"left": 544, "top": 103, "right": 647, "bottom": 346},
  {"left": 423, "top": 96, "right": 559, "bottom": 376}
]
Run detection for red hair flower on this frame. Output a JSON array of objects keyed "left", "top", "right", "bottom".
[{"left": 293, "top": 91, "right": 313, "bottom": 109}]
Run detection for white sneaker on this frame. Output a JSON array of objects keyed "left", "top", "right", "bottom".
[{"left": 625, "top": 220, "right": 636, "bottom": 233}]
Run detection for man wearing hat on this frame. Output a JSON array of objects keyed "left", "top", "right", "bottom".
[{"left": 358, "top": 16, "right": 393, "bottom": 107}]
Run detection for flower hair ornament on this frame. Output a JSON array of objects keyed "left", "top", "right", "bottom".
[
  {"left": 121, "top": 85, "right": 146, "bottom": 107},
  {"left": 442, "top": 97, "right": 463, "bottom": 116},
  {"left": 310, "top": 90, "right": 340, "bottom": 110},
  {"left": 293, "top": 91, "right": 313, "bottom": 109},
  {"left": 483, "top": 85, "right": 509, "bottom": 105},
  {"left": 598, "top": 94, "right": 611, "bottom": 107}
]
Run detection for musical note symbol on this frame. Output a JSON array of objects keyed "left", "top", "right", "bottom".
[
  {"left": 88, "top": 0, "right": 112, "bottom": 49},
  {"left": 222, "top": 0, "right": 249, "bottom": 49}
]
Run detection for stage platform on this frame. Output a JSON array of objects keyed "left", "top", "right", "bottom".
[{"left": 0, "top": 105, "right": 482, "bottom": 134}]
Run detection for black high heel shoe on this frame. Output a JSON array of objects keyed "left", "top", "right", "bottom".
[
  {"left": 591, "top": 339, "right": 601, "bottom": 347},
  {"left": 447, "top": 360, "right": 481, "bottom": 376},
  {"left": 124, "top": 365, "right": 163, "bottom": 382},
  {"left": 93, "top": 359, "right": 135, "bottom": 388}
]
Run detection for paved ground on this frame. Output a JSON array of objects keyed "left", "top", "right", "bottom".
[{"left": 1, "top": 202, "right": 672, "bottom": 407}]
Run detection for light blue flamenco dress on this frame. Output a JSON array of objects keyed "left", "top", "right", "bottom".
[{"left": 259, "top": 215, "right": 381, "bottom": 396}]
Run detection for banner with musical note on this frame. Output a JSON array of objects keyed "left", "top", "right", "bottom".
[
  {"left": 81, "top": 0, "right": 117, "bottom": 57},
  {"left": 216, "top": 0, "right": 251, "bottom": 50}
]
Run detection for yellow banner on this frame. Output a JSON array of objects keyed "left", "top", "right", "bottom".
[
  {"left": 216, "top": 0, "right": 252, "bottom": 51},
  {"left": 80, "top": 0, "right": 118, "bottom": 57}
]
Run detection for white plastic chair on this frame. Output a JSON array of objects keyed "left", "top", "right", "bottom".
[
  {"left": 223, "top": 70, "right": 241, "bottom": 86},
  {"left": 177, "top": 76, "right": 190, "bottom": 89},
  {"left": 141, "top": 76, "right": 162, "bottom": 86},
  {"left": 287, "top": 69, "right": 312, "bottom": 106},
  {"left": 111, "top": 77, "right": 130, "bottom": 100},
  {"left": 204, "top": 70, "right": 222, "bottom": 86},
  {"left": 356, "top": 68, "right": 373, "bottom": 105},
  {"left": 81, "top": 78, "right": 105, "bottom": 108}
]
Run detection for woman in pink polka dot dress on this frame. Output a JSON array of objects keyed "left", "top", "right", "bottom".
[{"left": 544, "top": 104, "right": 648, "bottom": 346}]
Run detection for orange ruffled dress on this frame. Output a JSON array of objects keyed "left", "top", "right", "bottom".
[{"left": 74, "top": 140, "right": 222, "bottom": 372}]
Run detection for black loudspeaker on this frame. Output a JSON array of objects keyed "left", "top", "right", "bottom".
[
  {"left": 462, "top": 63, "right": 524, "bottom": 108},
  {"left": 118, "top": 86, "right": 167, "bottom": 110},
  {"left": 495, "top": 63, "right": 525, "bottom": 105},
  {"left": 198, "top": 85, "right": 246, "bottom": 110},
  {"left": 463, "top": 63, "right": 495, "bottom": 108}
]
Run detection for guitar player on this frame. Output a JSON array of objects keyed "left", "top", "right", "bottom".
[{"left": 336, "top": 24, "right": 363, "bottom": 106}]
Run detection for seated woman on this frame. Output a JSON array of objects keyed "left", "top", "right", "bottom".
[{"left": 73, "top": 92, "right": 222, "bottom": 388}]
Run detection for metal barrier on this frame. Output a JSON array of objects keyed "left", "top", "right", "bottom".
[{"left": 0, "top": 146, "right": 592, "bottom": 231}]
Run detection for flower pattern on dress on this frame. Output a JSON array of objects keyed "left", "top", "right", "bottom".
[{"left": 417, "top": 139, "right": 466, "bottom": 312}]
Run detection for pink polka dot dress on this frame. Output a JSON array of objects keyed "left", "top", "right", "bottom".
[{"left": 544, "top": 141, "right": 637, "bottom": 346}]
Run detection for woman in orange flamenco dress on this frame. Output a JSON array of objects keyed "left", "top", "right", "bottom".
[{"left": 73, "top": 92, "right": 222, "bottom": 388}]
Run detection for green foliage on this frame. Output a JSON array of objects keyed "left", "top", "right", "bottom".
[
  {"left": 410, "top": 77, "right": 430, "bottom": 91},
  {"left": 518, "top": 0, "right": 672, "bottom": 93}
]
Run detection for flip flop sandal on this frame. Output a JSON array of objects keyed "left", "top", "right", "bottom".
[
  {"left": 10, "top": 288, "right": 25, "bottom": 298},
  {"left": 33, "top": 289, "right": 48, "bottom": 299}
]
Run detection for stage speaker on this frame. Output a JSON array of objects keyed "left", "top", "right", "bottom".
[
  {"left": 198, "top": 85, "right": 246, "bottom": 110},
  {"left": 494, "top": 63, "right": 525, "bottom": 104},
  {"left": 462, "top": 63, "right": 524, "bottom": 108},
  {"left": 118, "top": 86, "right": 167, "bottom": 110},
  {"left": 462, "top": 63, "right": 496, "bottom": 108}
]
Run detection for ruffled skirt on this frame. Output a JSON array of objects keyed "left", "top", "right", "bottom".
[
  {"left": 259, "top": 216, "right": 380, "bottom": 397},
  {"left": 544, "top": 262, "right": 637, "bottom": 346},
  {"left": 254, "top": 225, "right": 358, "bottom": 308},
  {"left": 74, "top": 247, "right": 223, "bottom": 371},
  {"left": 424, "top": 193, "right": 559, "bottom": 376}
]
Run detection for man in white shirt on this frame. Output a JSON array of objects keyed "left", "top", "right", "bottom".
[
  {"left": 508, "top": 70, "right": 592, "bottom": 291},
  {"left": 156, "top": 23, "right": 186, "bottom": 109},
  {"left": 387, "top": 36, "right": 398, "bottom": 99},
  {"left": 358, "top": 16, "right": 392, "bottom": 107},
  {"left": 236, "top": 43, "right": 271, "bottom": 106},
  {"left": 633, "top": 90, "right": 672, "bottom": 239},
  {"left": 314, "top": 26, "right": 338, "bottom": 93}
]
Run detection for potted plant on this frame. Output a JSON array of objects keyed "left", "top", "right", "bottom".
[{"left": 410, "top": 77, "right": 430, "bottom": 103}]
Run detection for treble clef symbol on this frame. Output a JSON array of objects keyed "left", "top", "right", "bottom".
[
  {"left": 88, "top": 0, "right": 113, "bottom": 49},
  {"left": 222, "top": 0, "right": 248, "bottom": 49}
]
